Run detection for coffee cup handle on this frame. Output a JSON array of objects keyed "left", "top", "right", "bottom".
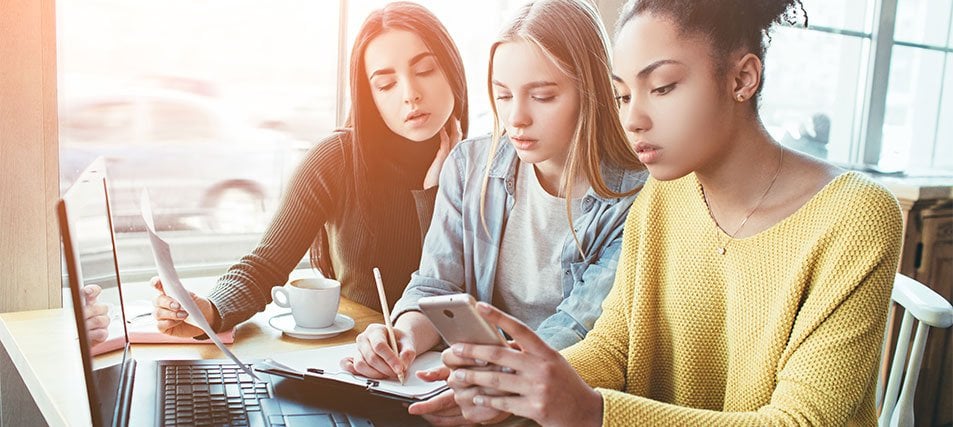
[{"left": 271, "top": 287, "right": 291, "bottom": 308}]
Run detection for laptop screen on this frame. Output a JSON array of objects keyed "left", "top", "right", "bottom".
[{"left": 59, "top": 158, "right": 131, "bottom": 427}]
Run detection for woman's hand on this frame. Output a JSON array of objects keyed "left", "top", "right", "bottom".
[
  {"left": 404, "top": 366, "right": 475, "bottom": 426},
  {"left": 444, "top": 303, "right": 603, "bottom": 427},
  {"left": 423, "top": 118, "right": 462, "bottom": 189},
  {"left": 152, "top": 277, "right": 219, "bottom": 338},
  {"left": 341, "top": 323, "right": 418, "bottom": 380},
  {"left": 82, "top": 284, "right": 110, "bottom": 346}
]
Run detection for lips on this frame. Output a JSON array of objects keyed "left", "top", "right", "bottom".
[
  {"left": 510, "top": 135, "right": 538, "bottom": 150},
  {"left": 403, "top": 111, "right": 431, "bottom": 130},
  {"left": 634, "top": 142, "right": 661, "bottom": 164},
  {"left": 405, "top": 110, "right": 430, "bottom": 123}
]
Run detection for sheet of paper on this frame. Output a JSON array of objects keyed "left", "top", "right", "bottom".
[
  {"left": 268, "top": 343, "right": 447, "bottom": 398},
  {"left": 140, "top": 190, "right": 260, "bottom": 381}
]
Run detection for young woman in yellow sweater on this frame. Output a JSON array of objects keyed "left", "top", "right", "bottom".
[{"left": 440, "top": 0, "right": 904, "bottom": 425}]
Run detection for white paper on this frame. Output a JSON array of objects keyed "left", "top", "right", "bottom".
[
  {"left": 268, "top": 343, "right": 447, "bottom": 398},
  {"left": 140, "top": 190, "right": 260, "bottom": 381}
]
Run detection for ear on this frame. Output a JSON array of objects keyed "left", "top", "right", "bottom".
[{"left": 730, "top": 53, "right": 763, "bottom": 103}]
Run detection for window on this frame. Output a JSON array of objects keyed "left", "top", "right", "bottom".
[
  {"left": 882, "top": 0, "right": 953, "bottom": 172},
  {"left": 57, "top": 0, "right": 341, "bottom": 281},
  {"left": 760, "top": 26, "right": 871, "bottom": 164},
  {"left": 147, "top": 100, "right": 218, "bottom": 142},
  {"left": 60, "top": 101, "right": 139, "bottom": 144},
  {"left": 760, "top": 0, "right": 953, "bottom": 174}
]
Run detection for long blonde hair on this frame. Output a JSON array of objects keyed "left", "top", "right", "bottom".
[{"left": 480, "top": 0, "right": 643, "bottom": 253}]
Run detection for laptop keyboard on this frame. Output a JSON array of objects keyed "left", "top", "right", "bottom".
[
  {"left": 159, "top": 363, "right": 362, "bottom": 427},
  {"left": 161, "top": 363, "right": 266, "bottom": 426}
]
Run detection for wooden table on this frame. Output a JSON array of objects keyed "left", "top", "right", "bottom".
[{"left": 0, "top": 295, "right": 382, "bottom": 427}]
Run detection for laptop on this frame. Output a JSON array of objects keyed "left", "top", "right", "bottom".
[{"left": 58, "top": 158, "right": 425, "bottom": 427}]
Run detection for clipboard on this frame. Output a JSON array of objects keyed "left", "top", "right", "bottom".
[{"left": 257, "top": 343, "right": 448, "bottom": 403}]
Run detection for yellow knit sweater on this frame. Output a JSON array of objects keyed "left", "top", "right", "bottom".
[{"left": 562, "top": 171, "right": 903, "bottom": 426}]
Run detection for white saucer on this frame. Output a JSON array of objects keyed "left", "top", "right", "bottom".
[{"left": 268, "top": 312, "right": 354, "bottom": 340}]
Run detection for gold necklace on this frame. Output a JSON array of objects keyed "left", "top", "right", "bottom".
[{"left": 702, "top": 147, "right": 784, "bottom": 255}]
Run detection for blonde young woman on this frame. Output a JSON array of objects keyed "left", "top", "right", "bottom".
[{"left": 343, "top": 0, "right": 646, "bottom": 424}]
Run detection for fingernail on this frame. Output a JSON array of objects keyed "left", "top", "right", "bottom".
[
  {"left": 452, "top": 344, "right": 464, "bottom": 355},
  {"left": 170, "top": 302, "right": 180, "bottom": 310},
  {"left": 85, "top": 287, "right": 94, "bottom": 294},
  {"left": 476, "top": 302, "right": 491, "bottom": 313},
  {"left": 473, "top": 396, "right": 485, "bottom": 406},
  {"left": 176, "top": 311, "right": 187, "bottom": 319},
  {"left": 475, "top": 359, "right": 488, "bottom": 366},
  {"left": 453, "top": 370, "right": 466, "bottom": 380}
]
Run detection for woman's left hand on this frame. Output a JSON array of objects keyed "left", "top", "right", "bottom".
[
  {"left": 443, "top": 302, "right": 604, "bottom": 427},
  {"left": 404, "top": 366, "right": 475, "bottom": 426}
]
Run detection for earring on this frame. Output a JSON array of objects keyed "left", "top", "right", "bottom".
[{"left": 736, "top": 93, "right": 745, "bottom": 102}]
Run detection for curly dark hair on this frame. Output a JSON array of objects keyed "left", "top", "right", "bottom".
[{"left": 616, "top": 0, "right": 808, "bottom": 110}]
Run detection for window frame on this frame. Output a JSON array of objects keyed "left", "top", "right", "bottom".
[{"left": 782, "top": 0, "right": 953, "bottom": 171}]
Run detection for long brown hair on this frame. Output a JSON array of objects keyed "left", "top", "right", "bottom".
[
  {"left": 311, "top": 2, "right": 469, "bottom": 278},
  {"left": 480, "top": 0, "right": 642, "bottom": 252}
]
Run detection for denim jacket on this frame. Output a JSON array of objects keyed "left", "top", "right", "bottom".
[{"left": 392, "top": 134, "right": 647, "bottom": 350}]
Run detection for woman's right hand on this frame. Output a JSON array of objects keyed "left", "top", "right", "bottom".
[
  {"left": 341, "top": 323, "right": 418, "bottom": 380},
  {"left": 152, "top": 277, "right": 219, "bottom": 338}
]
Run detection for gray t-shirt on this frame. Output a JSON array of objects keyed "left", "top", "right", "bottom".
[{"left": 493, "top": 160, "right": 584, "bottom": 330}]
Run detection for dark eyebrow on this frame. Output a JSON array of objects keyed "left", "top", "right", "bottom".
[
  {"left": 636, "top": 59, "right": 683, "bottom": 80},
  {"left": 369, "top": 52, "right": 435, "bottom": 79},
  {"left": 491, "top": 80, "right": 558, "bottom": 90}
]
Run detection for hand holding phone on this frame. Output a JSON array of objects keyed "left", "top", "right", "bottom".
[{"left": 418, "top": 294, "right": 506, "bottom": 347}]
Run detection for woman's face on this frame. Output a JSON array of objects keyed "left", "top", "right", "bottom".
[
  {"left": 612, "top": 14, "right": 735, "bottom": 181},
  {"left": 364, "top": 30, "right": 455, "bottom": 142},
  {"left": 491, "top": 40, "right": 579, "bottom": 171}
]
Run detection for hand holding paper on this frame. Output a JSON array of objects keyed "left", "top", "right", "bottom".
[{"left": 140, "top": 190, "right": 259, "bottom": 381}]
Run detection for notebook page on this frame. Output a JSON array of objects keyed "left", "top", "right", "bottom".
[{"left": 268, "top": 343, "right": 447, "bottom": 398}]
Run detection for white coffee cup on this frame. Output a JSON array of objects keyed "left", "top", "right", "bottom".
[{"left": 271, "top": 278, "right": 341, "bottom": 329}]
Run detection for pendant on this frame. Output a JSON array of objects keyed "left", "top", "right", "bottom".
[{"left": 717, "top": 247, "right": 726, "bottom": 255}]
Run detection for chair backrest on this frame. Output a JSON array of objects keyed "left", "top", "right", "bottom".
[{"left": 877, "top": 273, "right": 953, "bottom": 427}]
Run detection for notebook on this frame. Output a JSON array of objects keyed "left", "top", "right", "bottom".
[
  {"left": 262, "top": 344, "right": 449, "bottom": 402},
  {"left": 90, "top": 298, "right": 235, "bottom": 357}
]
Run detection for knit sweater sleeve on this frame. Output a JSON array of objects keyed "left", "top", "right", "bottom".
[
  {"left": 568, "top": 179, "right": 903, "bottom": 426},
  {"left": 206, "top": 133, "right": 346, "bottom": 331}
]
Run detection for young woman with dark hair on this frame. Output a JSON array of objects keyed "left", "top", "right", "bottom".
[{"left": 151, "top": 1, "right": 468, "bottom": 338}]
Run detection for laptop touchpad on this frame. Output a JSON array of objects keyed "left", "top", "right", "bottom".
[{"left": 283, "top": 414, "right": 336, "bottom": 427}]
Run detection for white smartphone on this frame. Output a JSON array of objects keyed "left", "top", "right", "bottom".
[{"left": 418, "top": 294, "right": 507, "bottom": 346}]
